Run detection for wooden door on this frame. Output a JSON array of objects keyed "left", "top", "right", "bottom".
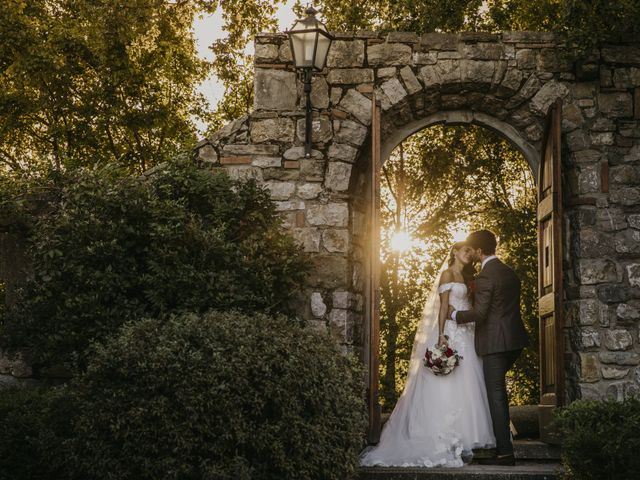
[
  {"left": 367, "top": 94, "right": 382, "bottom": 444},
  {"left": 537, "top": 98, "right": 564, "bottom": 443}
]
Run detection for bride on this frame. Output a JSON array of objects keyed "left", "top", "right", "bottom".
[{"left": 360, "top": 241, "right": 496, "bottom": 467}]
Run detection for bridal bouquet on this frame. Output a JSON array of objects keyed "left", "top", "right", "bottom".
[{"left": 424, "top": 337, "right": 462, "bottom": 375}]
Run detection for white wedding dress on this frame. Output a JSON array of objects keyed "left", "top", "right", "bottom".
[{"left": 360, "top": 268, "right": 496, "bottom": 468}]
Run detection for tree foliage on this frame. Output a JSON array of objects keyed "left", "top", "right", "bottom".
[
  {"left": 1, "top": 160, "right": 308, "bottom": 373},
  {"left": 0, "top": 0, "right": 218, "bottom": 174}
]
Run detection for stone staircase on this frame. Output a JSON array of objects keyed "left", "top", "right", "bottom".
[{"left": 358, "top": 440, "right": 563, "bottom": 480}]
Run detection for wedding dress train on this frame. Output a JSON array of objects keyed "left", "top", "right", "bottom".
[{"left": 360, "top": 268, "right": 496, "bottom": 467}]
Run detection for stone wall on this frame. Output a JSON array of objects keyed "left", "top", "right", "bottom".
[{"left": 195, "top": 31, "right": 640, "bottom": 403}]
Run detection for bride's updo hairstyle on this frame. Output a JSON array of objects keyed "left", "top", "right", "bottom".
[{"left": 448, "top": 241, "right": 476, "bottom": 285}]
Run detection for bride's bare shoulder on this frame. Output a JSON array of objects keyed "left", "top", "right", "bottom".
[{"left": 439, "top": 268, "right": 454, "bottom": 285}]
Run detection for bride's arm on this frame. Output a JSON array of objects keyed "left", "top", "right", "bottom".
[{"left": 437, "top": 270, "right": 454, "bottom": 345}]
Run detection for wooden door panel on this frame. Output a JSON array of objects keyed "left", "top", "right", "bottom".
[
  {"left": 367, "top": 94, "right": 382, "bottom": 444},
  {"left": 538, "top": 98, "right": 564, "bottom": 443}
]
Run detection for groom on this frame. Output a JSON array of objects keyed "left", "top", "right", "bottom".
[{"left": 448, "top": 230, "right": 529, "bottom": 466}]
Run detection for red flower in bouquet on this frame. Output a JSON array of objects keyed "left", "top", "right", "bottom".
[{"left": 424, "top": 336, "right": 463, "bottom": 376}]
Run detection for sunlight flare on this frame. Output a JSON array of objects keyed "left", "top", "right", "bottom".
[
  {"left": 452, "top": 223, "right": 469, "bottom": 243},
  {"left": 390, "top": 230, "right": 412, "bottom": 252}
]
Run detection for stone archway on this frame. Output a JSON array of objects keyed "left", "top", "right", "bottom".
[{"left": 196, "top": 31, "right": 640, "bottom": 405}]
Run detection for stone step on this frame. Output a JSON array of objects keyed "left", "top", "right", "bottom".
[
  {"left": 358, "top": 462, "right": 563, "bottom": 480},
  {"left": 473, "top": 441, "right": 561, "bottom": 462}
]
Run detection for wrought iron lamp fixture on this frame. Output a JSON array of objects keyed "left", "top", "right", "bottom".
[{"left": 286, "top": 6, "right": 333, "bottom": 158}]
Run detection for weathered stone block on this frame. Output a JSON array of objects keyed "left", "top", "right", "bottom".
[
  {"left": 529, "top": 80, "right": 569, "bottom": 116},
  {"left": 322, "top": 228, "right": 349, "bottom": 252},
  {"left": 462, "top": 42, "right": 504, "bottom": 60},
  {"left": 604, "top": 329, "right": 633, "bottom": 351},
  {"left": 251, "top": 156, "right": 281, "bottom": 168},
  {"left": 580, "top": 328, "right": 601, "bottom": 348},
  {"left": 309, "top": 255, "right": 349, "bottom": 288},
  {"left": 254, "top": 69, "right": 297, "bottom": 111},
  {"left": 327, "top": 68, "right": 374, "bottom": 85},
  {"left": 568, "top": 299, "right": 601, "bottom": 326},
  {"left": 598, "top": 92, "right": 633, "bottom": 118},
  {"left": 300, "top": 159, "right": 326, "bottom": 180},
  {"left": 306, "top": 203, "right": 349, "bottom": 227},
  {"left": 223, "top": 144, "right": 280, "bottom": 156},
  {"left": 378, "top": 67, "right": 396, "bottom": 78},
  {"left": 310, "top": 76, "right": 330, "bottom": 109},
  {"left": 283, "top": 146, "right": 323, "bottom": 160},
  {"left": 328, "top": 143, "right": 358, "bottom": 163},
  {"left": 332, "top": 290, "right": 351, "bottom": 309},
  {"left": 327, "top": 40, "right": 365, "bottom": 67},
  {"left": 296, "top": 116, "right": 332, "bottom": 144},
  {"left": 627, "top": 263, "right": 640, "bottom": 287},
  {"left": 577, "top": 165, "right": 600, "bottom": 194},
  {"left": 310, "top": 292, "right": 327, "bottom": 317},
  {"left": 325, "top": 162, "right": 353, "bottom": 191},
  {"left": 615, "top": 229, "right": 640, "bottom": 254},
  {"left": 275, "top": 200, "right": 305, "bottom": 211},
  {"left": 611, "top": 187, "right": 640, "bottom": 206},
  {"left": 264, "top": 181, "right": 296, "bottom": 200},
  {"left": 368, "top": 42, "right": 413, "bottom": 66},
  {"left": 254, "top": 43, "right": 279, "bottom": 63},
  {"left": 602, "top": 366, "right": 630, "bottom": 380},
  {"left": 596, "top": 284, "right": 631, "bottom": 304},
  {"left": 602, "top": 46, "right": 640, "bottom": 65},
  {"left": 293, "top": 227, "right": 321, "bottom": 253},
  {"left": 250, "top": 117, "right": 295, "bottom": 143},
  {"left": 413, "top": 52, "right": 438, "bottom": 65},
  {"left": 296, "top": 183, "right": 323, "bottom": 200},
  {"left": 459, "top": 59, "right": 497, "bottom": 84},
  {"left": 611, "top": 165, "right": 640, "bottom": 185},
  {"left": 566, "top": 129, "right": 591, "bottom": 151},
  {"left": 339, "top": 89, "right": 372, "bottom": 125},
  {"left": 400, "top": 66, "right": 422, "bottom": 95},
  {"left": 516, "top": 49, "right": 537, "bottom": 69},
  {"left": 576, "top": 259, "right": 621, "bottom": 284},
  {"left": 580, "top": 353, "right": 599, "bottom": 382},
  {"left": 537, "top": 49, "right": 571, "bottom": 72},
  {"left": 576, "top": 229, "right": 614, "bottom": 257},
  {"left": 616, "top": 301, "right": 640, "bottom": 323},
  {"left": 599, "top": 351, "right": 640, "bottom": 366},
  {"left": 420, "top": 32, "right": 458, "bottom": 50},
  {"left": 381, "top": 77, "right": 408, "bottom": 107},
  {"left": 419, "top": 59, "right": 462, "bottom": 87},
  {"left": 196, "top": 144, "right": 218, "bottom": 164},
  {"left": 333, "top": 119, "right": 368, "bottom": 146}
]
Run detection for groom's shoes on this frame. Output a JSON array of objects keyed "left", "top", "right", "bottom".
[{"left": 477, "top": 453, "right": 516, "bottom": 466}]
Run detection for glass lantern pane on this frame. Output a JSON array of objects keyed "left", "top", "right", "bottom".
[
  {"left": 314, "top": 34, "right": 331, "bottom": 70},
  {"left": 290, "top": 33, "right": 307, "bottom": 68}
]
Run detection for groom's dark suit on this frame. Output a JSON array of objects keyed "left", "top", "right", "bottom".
[{"left": 455, "top": 257, "right": 529, "bottom": 456}]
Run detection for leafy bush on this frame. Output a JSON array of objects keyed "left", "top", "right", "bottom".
[
  {"left": 553, "top": 399, "right": 640, "bottom": 480},
  {"left": 1, "top": 161, "right": 308, "bottom": 372},
  {"left": 0, "top": 386, "right": 75, "bottom": 480},
  {"left": 67, "top": 311, "right": 367, "bottom": 480}
]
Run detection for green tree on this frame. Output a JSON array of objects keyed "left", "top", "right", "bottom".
[{"left": 0, "top": 0, "right": 213, "bottom": 174}]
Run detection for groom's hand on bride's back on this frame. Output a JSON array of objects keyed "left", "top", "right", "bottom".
[{"left": 448, "top": 305, "right": 455, "bottom": 318}]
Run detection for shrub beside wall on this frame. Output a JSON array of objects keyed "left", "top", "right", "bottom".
[
  {"left": 553, "top": 399, "right": 640, "bottom": 480},
  {"left": 67, "top": 311, "right": 367, "bottom": 480},
  {"left": 1, "top": 161, "right": 308, "bottom": 373}
]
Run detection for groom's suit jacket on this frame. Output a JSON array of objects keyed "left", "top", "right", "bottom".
[{"left": 456, "top": 258, "right": 529, "bottom": 356}]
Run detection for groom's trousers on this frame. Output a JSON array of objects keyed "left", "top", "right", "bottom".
[{"left": 483, "top": 349, "right": 522, "bottom": 455}]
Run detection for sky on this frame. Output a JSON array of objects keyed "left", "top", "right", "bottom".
[{"left": 192, "top": 1, "right": 297, "bottom": 132}]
